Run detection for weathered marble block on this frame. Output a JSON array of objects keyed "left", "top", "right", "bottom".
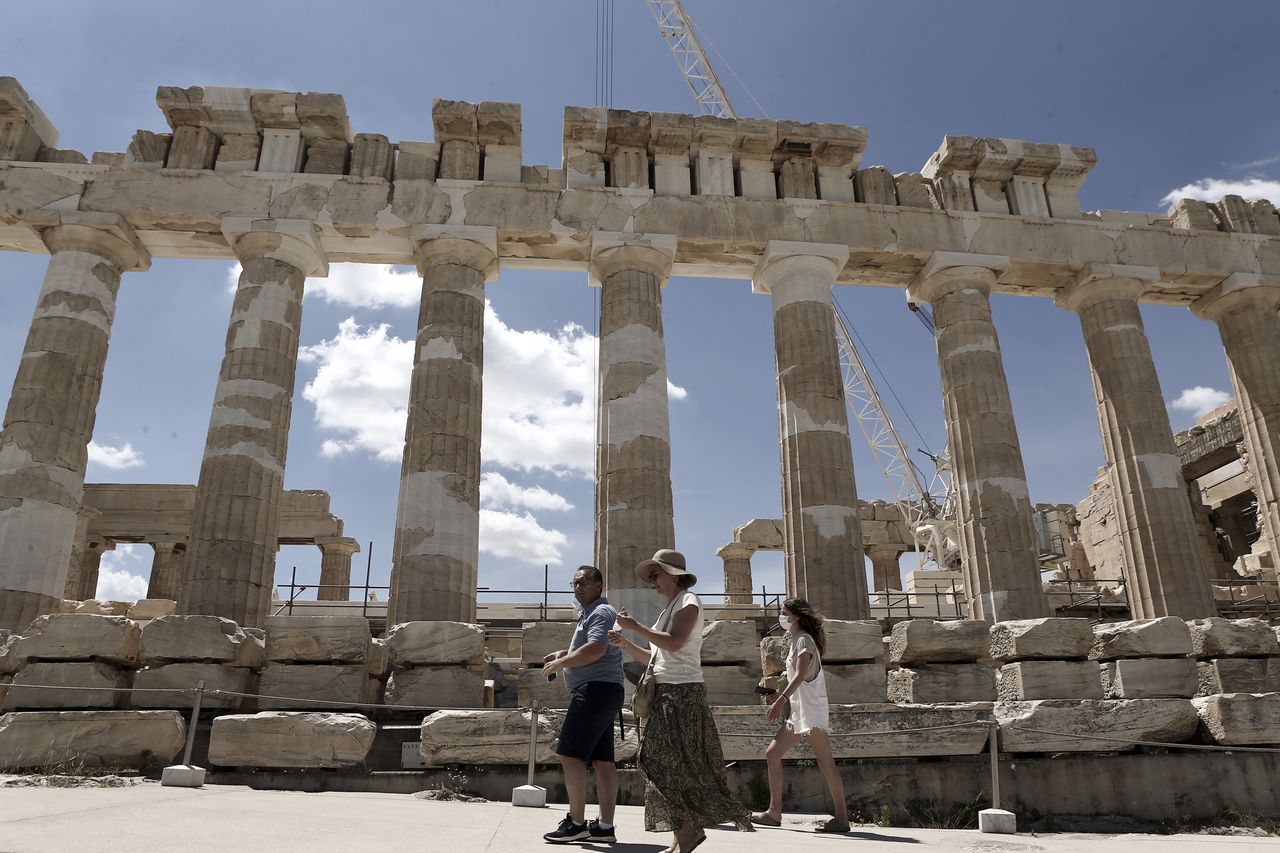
[
  {"left": 1090, "top": 617, "right": 1191, "bottom": 660},
  {"left": 894, "top": 172, "right": 935, "bottom": 208},
  {"left": 888, "top": 664, "right": 996, "bottom": 704},
  {"left": 1197, "top": 658, "right": 1280, "bottom": 696},
  {"left": 236, "top": 628, "right": 266, "bottom": 670},
  {"left": 1101, "top": 658, "right": 1197, "bottom": 699},
  {"left": 517, "top": 667, "right": 571, "bottom": 709},
  {"left": 368, "top": 638, "right": 388, "bottom": 679},
  {"left": 700, "top": 620, "right": 759, "bottom": 663},
  {"left": 11, "top": 614, "right": 140, "bottom": 665},
  {"left": 1193, "top": 693, "right": 1280, "bottom": 745},
  {"left": 713, "top": 703, "right": 991, "bottom": 761},
  {"left": 131, "top": 663, "right": 250, "bottom": 710},
  {"left": 384, "top": 666, "right": 486, "bottom": 709},
  {"left": 5, "top": 661, "right": 127, "bottom": 709},
  {"left": 265, "top": 615, "right": 371, "bottom": 664},
  {"left": 890, "top": 620, "right": 990, "bottom": 665},
  {"left": 825, "top": 620, "right": 884, "bottom": 662},
  {"left": 73, "top": 600, "right": 131, "bottom": 616},
  {"left": 520, "top": 621, "right": 574, "bottom": 666},
  {"left": 0, "top": 710, "right": 185, "bottom": 770},
  {"left": 995, "top": 699, "right": 1199, "bottom": 752},
  {"left": 824, "top": 663, "right": 888, "bottom": 704},
  {"left": 126, "top": 599, "right": 176, "bottom": 621},
  {"left": 0, "top": 637, "right": 18, "bottom": 675},
  {"left": 385, "top": 621, "right": 484, "bottom": 666},
  {"left": 1188, "top": 617, "right": 1280, "bottom": 659},
  {"left": 760, "top": 636, "right": 787, "bottom": 676},
  {"left": 990, "top": 618, "right": 1092, "bottom": 661},
  {"left": 257, "top": 664, "right": 369, "bottom": 710},
  {"left": 997, "top": 661, "right": 1102, "bottom": 701},
  {"left": 419, "top": 707, "right": 639, "bottom": 766},
  {"left": 140, "top": 615, "right": 246, "bottom": 663},
  {"left": 703, "top": 664, "right": 764, "bottom": 705},
  {"left": 209, "top": 712, "right": 375, "bottom": 768}
]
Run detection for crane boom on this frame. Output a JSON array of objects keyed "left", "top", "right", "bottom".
[{"left": 645, "top": 0, "right": 736, "bottom": 118}]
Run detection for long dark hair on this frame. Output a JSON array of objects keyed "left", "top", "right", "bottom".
[{"left": 782, "top": 597, "right": 825, "bottom": 656}]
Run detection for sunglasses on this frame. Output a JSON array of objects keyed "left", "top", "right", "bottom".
[
  {"left": 647, "top": 571, "right": 660, "bottom": 583},
  {"left": 570, "top": 579, "right": 598, "bottom": 588}
]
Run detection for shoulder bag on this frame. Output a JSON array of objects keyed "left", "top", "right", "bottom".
[{"left": 630, "top": 598, "right": 676, "bottom": 720}]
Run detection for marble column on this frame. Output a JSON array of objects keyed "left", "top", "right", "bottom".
[
  {"left": 317, "top": 536, "right": 360, "bottom": 602},
  {"left": 1193, "top": 273, "right": 1280, "bottom": 569},
  {"left": 63, "top": 504, "right": 102, "bottom": 601},
  {"left": 589, "top": 233, "right": 677, "bottom": 628},
  {"left": 146, "top": 540, "right": 185, "bottom": 602},
  {"left": 179, "top": 218, "right": 327, "bottom": 628},
  {"left": 716, "top": 542, "right": 755, "bottom": 605},
  {"left": 755, "top": 241, "right": 869, "bottom": 620},
  {"left": 907, "top": 252, "right": 1050, "bottom": 622},
  {"left": 867, "top": 545, "right": 903, "bottom": 592},
  {"left": 387, "top": 226, "right": 497, "bottom": 625},
  {"left": 64, "top": 538, "right": 114, "bottom": 602},
  {"left": 0, "top": 213, "right": 149, "bottom": 631},
  {"left": 1057, "top": 264, "right": 1215, "bottom": 618}
]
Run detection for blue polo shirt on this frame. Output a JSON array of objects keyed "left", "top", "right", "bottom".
[{"left": 564, "top": 595, "right": 624, "bottom": 690}]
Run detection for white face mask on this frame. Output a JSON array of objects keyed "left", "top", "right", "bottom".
[{"left": 778, "top": 613, "right": 793, "bottom": 631}]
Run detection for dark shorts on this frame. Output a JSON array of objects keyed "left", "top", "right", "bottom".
[{"left": 555, "top": 681, "right": 625, "bottom": 764}]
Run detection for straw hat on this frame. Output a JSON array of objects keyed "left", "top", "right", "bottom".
[{"left": 635, "top": 548, "right": 697, "bottom": 587}]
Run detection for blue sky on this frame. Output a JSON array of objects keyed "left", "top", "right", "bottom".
[{"left": 3, "top": 1, "right": 1278, "bottom": 605}]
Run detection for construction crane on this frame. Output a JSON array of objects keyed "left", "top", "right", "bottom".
[{"left": 645, "top": 0, "right": 959, "bottom": 574}]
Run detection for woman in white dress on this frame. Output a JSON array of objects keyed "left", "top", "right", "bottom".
[{"left": 750, "top": 597, "right": 849, "bottom": 833}]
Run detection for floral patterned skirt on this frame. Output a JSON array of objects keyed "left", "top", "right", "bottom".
[{"left": 638, "top": 681, "right": 753, "bottom": 834}]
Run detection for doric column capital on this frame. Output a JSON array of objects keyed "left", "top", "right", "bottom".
[
  {"left": 316, "top": 536, "right": 361, "bottom": 557},
  {"left": 1191, "top": 273, "right": 1280, "bottom": 323},
  {"left": 33, "top": 211, "right": 150, "bottom": 272},
  {"left": 715, "top": 542, "right": 756, "bottom": 561},
  {"left": 150, "top": 540, "right": 186, "bottom": 555},
  {"left": 1055, "top": 263, "right": 1160, "bottom": 312},
  {"left": 588, "top": 231, "right": 676, "bottom": 287},
  {"left": 410, "top": 224, "right": 498, "bottom": 281},
  {"left": 752, "top": 240, "right": 849, "bottom": 295},
  {"left": 907, "top": 251, "right": 1010, "bottom": 304},
  {"left": 222, "top": 216, "right": 328, "bottom": 277}
]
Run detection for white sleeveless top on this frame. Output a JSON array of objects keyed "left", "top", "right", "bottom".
[
  {"left": 786, "top": 630, "right": 830, "bottom": 734},
  {"left": 652, "top": 591, "right": 704, "bottom": 684}
]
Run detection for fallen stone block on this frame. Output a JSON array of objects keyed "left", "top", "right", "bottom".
[
  {"left": 10, "top": 614, "right": 140, "bottom": 665},
  {"left": 890, "top": 620, "right": 990, "bottom": 665},
  {"left": 825, "top": 619, "right": 885, "bottom": 662},
  {"left": 0, "top": 710, "right": 185, "bottom": 770},
  {"left": 126, "top": 599, "right": 176, "bottom": 621},
  {"left": 760, "top": 636, "right": 787, "bottom": 676},
  {"left": 520, "top": 621, "right": 574, "bottom": 666},
  {"left": 712, "top": 703, "right": 992, "bottom": 761},
  {"left": 1090, "top": 617, "right": 1191, "bottom": 660},
  {"left": 0, "top": 637, "right": 21, "bottom": 675},
  {"left": 990, "top": 618, "right": 1092, "bottom": 661},
  {"left": 1188, "top": 617, "right": 1280, "bottom": 659},
  {"left": 1197, "top": 658, "right": 1280, "bottom": 696},
  {"left": 825, "top": 663, "right": 888, "bottom": 704},
  {"left": 208, "top": 712, "right": 375, "bottom": 768},
  {"left": 265, "top": 615, "right": 371, "bottom": 664},
  {"left": 418, "top": 707, "right": 639, "bottom": 766},
  {"left": 132, "top": 664, "right": 251, "bottom": 710},
  {"left": 235, "top": 628, "right": 266, "bottom": 670},
  {"left": 5, "top": 661, "right": 127, "bottom": 709},
  {"left": 888, "top": 664, "right": 996, "bottom": 703},
  {"left": 140, "top": 615, "right": 248, "bottom": 663},
  {"left": 1101, "top": 658, "right": 1198, "bottom": 699},
  {"left": 384, "top": 666, "right": 485, "bottom": 709},
  {"left": 73, "top": 600, "right": 131, "bottom": 617},
  {"left": 384, "top": 621, "right": 484, "bottom": 666},
  {"left": 700, "top": 620, "right": 759, "bottom": 663},
  {"left": 997, "top": 661, "right": 1102, "bottom": 701},
  {"left": 257, "top": 664, "right": 369, "bottom": 710},
  {"left": 1194, "top": 693, "right": 1280, "bottom": 746},
  {"left": 703, "top": 664, "right": 764, "bottom": 705},
  {"left": 368, "top": 637, "right": 388, "bottom": 679},
  {"left": 996, "top": 699, "right": 1199, "bottom": 752},
  {"left": 516, "top": 667, "right": 571, "bottom": 709}
]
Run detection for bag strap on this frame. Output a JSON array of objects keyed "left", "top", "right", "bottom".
[{"left": 634, "top": 597, "right": 680, "bottom": 748}]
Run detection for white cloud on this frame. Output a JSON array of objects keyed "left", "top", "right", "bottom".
[
  {"left": 480, "top": 471, "right": 573, "bottom": 512},
  {"left": 479, "top": 509, "right": 570, "bottom": 565},
  {"left": 308, "top": 263, "right": 421, "bottom": 309},
  {"left": 1160, "top": 177, "right": 1280, "bottom": 208},
  {"left": 95, "top": 545, "right": 150, "bottom": 601},
  {"left": 87, "top": 440, "right": 144, "bottom": 470},
  {"left": 226, "top": 263, "right": 240, "bottom": 294},
  {"left": 667, "top": 380, "right": 688, "bottom": 401},
  {"left": 1170, "top": 386, "right": 1232, "bottom": 418}
]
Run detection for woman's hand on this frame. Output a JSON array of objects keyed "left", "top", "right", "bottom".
[
  {"left": 615, "top": 609, "right": 639, "bottom": 631},
  {"left": 766, "top": 694, "right": 787, "bottom": 724}
]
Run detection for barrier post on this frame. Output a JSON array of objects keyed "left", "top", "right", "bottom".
[
  {"left": 161, "top": 680, "right": 208, "bottom": 788},
  {"left": 512, "top": 700, "right": 547, "bottom": 807},
  {"left": 978, "top": 719, "right": 1014, "bottom": 833}
]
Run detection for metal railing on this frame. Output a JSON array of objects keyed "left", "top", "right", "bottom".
[{"left": 1211, "top": 576, "right": 1280, "bottom": 620}]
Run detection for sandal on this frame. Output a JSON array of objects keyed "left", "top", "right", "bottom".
[
  {"left": 679, "top": 831, "right": 707, "bottom": 852},
  {"left": 749, "top": 811, "right": 782, "bottom": 827},
  {"left": 815, "top": 817, "right": 851, "bottom": 833}
]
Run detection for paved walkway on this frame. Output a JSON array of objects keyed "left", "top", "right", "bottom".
[{"left": 0, "top": 783, "right": 1273, "bottom": 852}]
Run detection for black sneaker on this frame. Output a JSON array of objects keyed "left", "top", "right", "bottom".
[
  {"left": 586, "top": 820, "right": 616, "bottom": 843},
  {"left": 544, "top": 813, "right": 590, "bottom": 843}
]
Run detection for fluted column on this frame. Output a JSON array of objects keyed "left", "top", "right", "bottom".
[
  {"left": 716, "top": 542, "right": 755, "bottom": 605},
  {"left": 1193, "top": 273, "right": 1280, "bottom": 567},
  {"left": 387, "top": 226, "right": 497, "bottom": 625},
  {"left": 755, "top": 241, "right": 869, "bottom": 619},
  {"left": 63, "top": 504, "right": 102, "bottom": 600},
  {"left": 0, "top": 213, "right": 149, "bottom": 631},
  {"left": 146, "top": 540, "right": 185, "bottom": 601},
  {"left": 907, "top": 252, "right": 1050, "bottom": 621},
  {"left": 317, "top": 536, "right": 360, "bottom": 602},
  {"left": 65, "top": 538, "right": 113, "bottom": 602},
  {"left": 180, "top": 218, "right": 327, "bottom": 628},
  {"left": 1057, "top": 264, "right": 1214, "bottom": 618},
  {"left": 867, "top": 545, "right": 903, "bottom": 592},
  {"left": 590, "top": 233, "right": 677, "bottom": 628}
]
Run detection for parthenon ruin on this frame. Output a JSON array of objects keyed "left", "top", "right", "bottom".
[{"left": 2, "top": 76, "right": 1279, "bottom": 634}]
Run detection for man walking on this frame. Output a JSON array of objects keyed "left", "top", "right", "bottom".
[{"left": 541, "top": 565, "right": 625, "bottom": 844}]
